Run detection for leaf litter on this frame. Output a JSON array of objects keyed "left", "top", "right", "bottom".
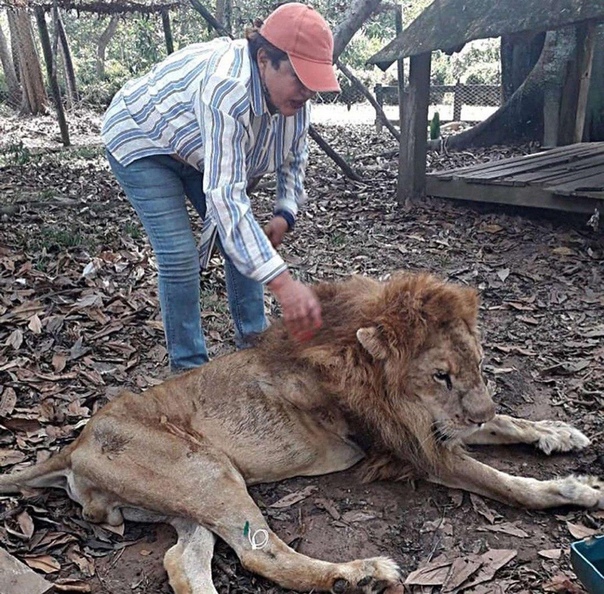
[{"left": 1, "top": 109, "right": 602, "bottom": 593}]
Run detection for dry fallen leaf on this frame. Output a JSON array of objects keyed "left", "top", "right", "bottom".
[
  {"left": 23, "top": 554, "right": 62, "bottom": 574},
  {"left": 405, "top": 559, "right": 452, "bottom": 586},
  {"left": 552, "top": 247, "right": 575, "bottom": 257},
  {"left": 17, "top": 510, "right": 35, "bottom": 539},
  {"left": 0, "top": 386, "right": 17, "bottom": 417},
  {"left": 480, "top": 522, "right": 529, "bottom": 538},
  {"left": 28, "top": 313, "right": 42, "bottom": 334},
  {"left": 538, "top": 548, "right": 562, "bottom": 560},
  {"left": 6, "top": 328, "right": 23, "bottom": 349},
  {"left": 0, "top": 447, "right": 26, "bottom": 467},
  {"left": 566, "top": 521, "right": 599, "bottom": 540},
  {"left": 470, "top": 493, "right": 499, "bottom": 524},
  {"left": 269, "top": 486, "right": 317, "bottom": 508},
  {"left": 543, "top": 573, "right": 586, "bottom": 593},
  {"left": 442, "top": 555, "right": 483, "bottom": 592}
]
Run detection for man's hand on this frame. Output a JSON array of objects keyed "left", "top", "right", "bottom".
[
  {"left": 267, "top": 271, "right": 322, "bottom": 342},
  {"left": 264, "top": 215, "right": 290, "bottom": 248}
]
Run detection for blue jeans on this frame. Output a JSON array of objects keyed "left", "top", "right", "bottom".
[{"left": 106, "top": 151, "right": 267, "bottom": 371}]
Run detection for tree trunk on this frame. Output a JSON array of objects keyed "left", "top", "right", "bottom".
[
  {"left": 35, "top": 6, "right": 70, "bottom": 145},
  {"left": 500, "top": 32, "right": 544, "bottom": 102},
  {"left": 214, "top": 0, "right": 231, "bottom": 35},
  {"left": 54, "top": 5, "right": 79, "bottom": 106},
  {"left": 0, "top": 21, "right": 21, "bottom": 107},
  {"left": 441, "top": 27, "right": 576, "bottom": 149},
  {"left": 97, "top": 15, "right": 118, "bottom": 79},
  {"left": 8, "top": 6, "right": 47, "bottom": 115},
  {"left": 161, "top": 9, "right": 174, "bottom": 55},
  {"left": 332, "top": 0, "right": 383, "bottom": 60}
]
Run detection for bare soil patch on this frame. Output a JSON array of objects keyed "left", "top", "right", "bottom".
[{"left": 0, "top": 108, "right": 603, "bottom": 593}]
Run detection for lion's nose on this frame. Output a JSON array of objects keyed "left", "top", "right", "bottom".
[{"left": 464, "top": 397, "right": 496, "bottom": 425}]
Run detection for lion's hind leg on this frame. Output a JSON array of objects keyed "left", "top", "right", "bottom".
[
  {"left": 164, "top": 520, "right": 217, "bottom": 594},
  {"left": 462, "top": 414, "right": 590, "bottom": 454},
  {"left": 71, "top": 419, "right": 400, "bottom": 593},
  {"left": 186, "top": 468, "right": 401, "bottom": 593}
]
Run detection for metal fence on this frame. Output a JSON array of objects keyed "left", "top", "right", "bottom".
[{"left": 375, "top": 83, "right": 501, "bottom": 123}]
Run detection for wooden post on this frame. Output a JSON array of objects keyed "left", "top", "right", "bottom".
[
  {"left": 395, "top": 6, "right": 405, "bottom": 140},
  {"left": 54, "top": 5, "right": 79, "bottom": 106},
  {"left": 453, "top": 78, "right": 462, "bottom": 121},
  {"left": 397, "top": 52, "right": 431, "bottom": 207},
  {"left": 574, "top": 20, "right": 596, "bottom": 143}
]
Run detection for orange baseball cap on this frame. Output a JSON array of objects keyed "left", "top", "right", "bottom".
[{"left": 260, "top": 3, "right": 340, "bottom": 93}]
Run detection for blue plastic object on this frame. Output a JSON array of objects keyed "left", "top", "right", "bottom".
[{"left": 570, "top": 534, "right": 604, "bottom": 594}]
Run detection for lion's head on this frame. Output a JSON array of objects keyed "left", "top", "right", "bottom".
[{"left": 261, "top": 272, "right": 496, "bottom": 474}]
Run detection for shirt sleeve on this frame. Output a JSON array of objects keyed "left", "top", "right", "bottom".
[
  {"left": 275, "top": 104, "right": 310, "bottom": 222},
  {"left": 198, "top": 75, "right": 287, "bottom": 285}
]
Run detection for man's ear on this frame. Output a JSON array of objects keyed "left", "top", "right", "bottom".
[
  {"left": 356, "top": 326, "right": 389, "bottom": 360},
  {"left": 257, "top": 48, "right": 268, "bottom": 68}
]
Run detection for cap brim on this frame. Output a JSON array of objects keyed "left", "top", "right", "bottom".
[{"left": 290, "top": 56, "right": 341, "bottom": 93}]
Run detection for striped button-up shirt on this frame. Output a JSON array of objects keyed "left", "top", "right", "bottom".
[{"left": 101, "top": 38, "right": 309, "bottom": 284}]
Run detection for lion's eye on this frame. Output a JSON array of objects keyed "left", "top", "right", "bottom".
[{"left": 434, "top": 371, "right": 453, "bottom": 391}]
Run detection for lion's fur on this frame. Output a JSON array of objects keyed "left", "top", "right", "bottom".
[{"left": 257, "top": 272, "right": 480, "bottom": 478}]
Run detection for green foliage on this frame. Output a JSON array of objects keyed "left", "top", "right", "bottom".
[
  {"left": 37, "top": 228, "right": 85, "bottom": 250},
  {"left": 341, "top": 33, "right": 386, "bottom": 71},
  {"left": 0, "top": 141, "right": 32, "bottom": 166},
  {"left": 123, "top": 221, "right": 143, "bottom": 240}
]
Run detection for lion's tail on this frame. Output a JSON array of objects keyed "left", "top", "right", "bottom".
[{"left": 0, "top": 442, "right": 75, "bottom": 494}]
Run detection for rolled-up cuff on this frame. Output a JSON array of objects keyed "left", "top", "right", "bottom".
[
  {"left": 252, "top": 256, "right": 288, "bottom": 285},
  {"left": 274, "top": 209, "right": 296, "bottom": 231}
]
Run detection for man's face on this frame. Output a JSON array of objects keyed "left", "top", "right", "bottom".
[{"left": 258, "top": 50, "right": 316, "bottom": 117}]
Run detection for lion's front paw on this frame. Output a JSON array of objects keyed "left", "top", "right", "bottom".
[
  {"left": 558, "top": 475, "right": 604, "bottom": 508},
  {"left": 534, "top": 420, "right": 590, "bottom": 455},
  {"left": 332, "top": 557, "right": 400, "bottom": 593}
]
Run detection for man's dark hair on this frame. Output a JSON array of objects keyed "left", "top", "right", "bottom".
[{"left": 245, "top": 21, "right": 288, "bottom": 68}]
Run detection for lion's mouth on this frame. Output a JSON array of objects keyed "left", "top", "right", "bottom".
[{"left": 433, "top": 422, "right": 482, "bottom": 446}]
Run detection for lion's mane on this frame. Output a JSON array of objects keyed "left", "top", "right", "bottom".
[{"left": 258, "top": 272, "right": 479, "bottom": 479}]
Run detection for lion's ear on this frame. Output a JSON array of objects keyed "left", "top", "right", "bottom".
[{"left": 356, "top": 327, "right": 389, "bottom": 360}]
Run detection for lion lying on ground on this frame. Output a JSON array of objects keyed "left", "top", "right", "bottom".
[{"left": 1, "top": 272, "right": 602, "bottom": 593}]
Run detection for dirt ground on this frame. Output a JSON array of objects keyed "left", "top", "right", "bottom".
[{"left": 0, "top": 107, "right": 603, "bottom": 594}]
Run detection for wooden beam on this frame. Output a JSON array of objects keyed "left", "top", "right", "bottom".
[
  {"left": 308, "top": 126, "right": 363, "bottom": 182},
  {"left": 426, "top": 176, "right": 601, "bottom": 214},
  {"left": 574, "top": 20, "right": 596, "bottom": 143},
  {"left": 397, "top": 51, "right": 431, "bottom": 206},
  {"left": 336, "top": 59, "right": 400, "bottom": 142}
]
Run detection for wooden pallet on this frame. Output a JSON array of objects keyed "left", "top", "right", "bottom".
[{"left": 426, "top": 142, "right": 604, "bottom": 213}]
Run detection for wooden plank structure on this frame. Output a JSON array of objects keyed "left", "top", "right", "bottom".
[
  {"left": 367, "top": 0, "right": 604, "bottom": 209},
  {"left": 427, "top": 142, "right": 604, "bottom": 213}
]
